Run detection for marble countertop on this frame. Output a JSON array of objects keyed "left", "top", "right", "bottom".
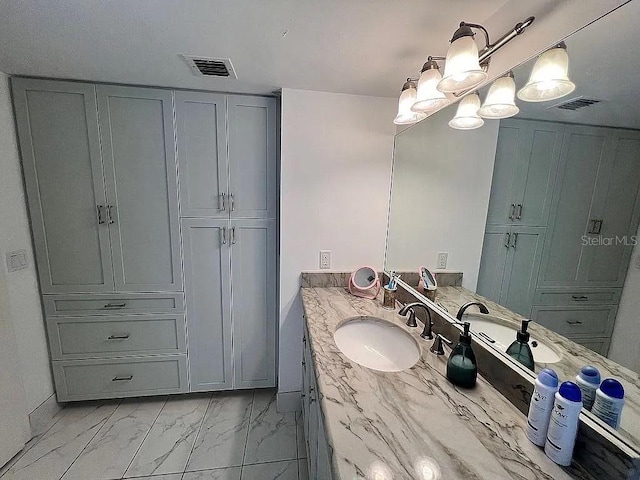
[
  {"left": 301, "top": 285, "right": 590, "bottom": 480},
  {"left": 434, "top": 286, "right": 640, "bottom": 450}
]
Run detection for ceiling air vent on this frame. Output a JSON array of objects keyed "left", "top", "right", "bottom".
[
  {"left": 549, "top": 96, "right": 601, "bottom": 111},
  {"left": 181, "top": 55, "right": 237, "bottom": 79}
]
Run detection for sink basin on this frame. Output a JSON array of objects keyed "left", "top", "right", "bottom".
[
  {"left": 463, "top": 314, "right": 562, "bottom": 364},
  {"left": 333, "top": 316, "right": 421, "bottom": 372}
]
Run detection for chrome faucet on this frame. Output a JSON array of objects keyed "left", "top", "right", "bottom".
[
  {"left": 430, "top": 333, "right": 453, "bottom": 355},
  {"left": 455, "top": 301, "right": 489, "bottom": 321},
  {"left": 398, "top": 302, "right": 435, "bottom": 339}
]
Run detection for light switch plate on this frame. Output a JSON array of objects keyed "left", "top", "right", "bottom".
[{"left": 6, "top": 249, "right": 28, "bottom": 273}]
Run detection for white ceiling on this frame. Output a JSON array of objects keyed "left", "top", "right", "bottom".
[{"left": 0, "top": 0, "right": 518, "bottom": 97}]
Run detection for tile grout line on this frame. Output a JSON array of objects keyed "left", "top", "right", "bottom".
[
  {"left": 121, "top": 395, "right": 170, "bottom": 479},
  {"left": 57, "top": 399, "right": 124, "bottom": 480},
  {"left": 182, "top": 393, "right": 215, "bottom": 474},
  {"left": 240, "top": 389, "right": 256, "bottom": 473}
]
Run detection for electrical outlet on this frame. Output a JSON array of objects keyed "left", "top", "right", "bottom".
[
  {"left": 320, "top": 250, "right": 331, "bottom": 269},
  {"left": 436, "top": 252, "right": 448, "bottom": 269},
  {"left": 635, "top": 254, "right": 640, "bottom": 270},
  {"left": 6, "top": 249, "right": 28, "bottom": 273}
]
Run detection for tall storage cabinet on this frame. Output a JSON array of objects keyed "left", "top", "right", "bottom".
[
  {"left": 14, "top": 78, "right": 278, "bottom": 400},
  {"left": 176, "top": 92, "right": 277, "bottom": 391}
]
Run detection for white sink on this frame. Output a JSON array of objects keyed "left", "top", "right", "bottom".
[
  {"left": 333, "top": 316, "right": 421, "bottom": 372},
  {"left": 463, "top": 314, "right": 562, "bottom": 364}
]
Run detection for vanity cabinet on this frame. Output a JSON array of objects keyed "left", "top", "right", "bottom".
[
  {"left": 477, "top": 226, "right": 545, "bottom": 316},
  {"left": 302, "top": 324, "right": 333, "bottom": 480},
  {"left": 485, "top": 119, "right": 563, "bottom": 227}
]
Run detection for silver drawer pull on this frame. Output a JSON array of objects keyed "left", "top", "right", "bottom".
[
  {"left": 103, "top": 303, "right": 127, "bottom": 309},
  {"left": 571, "top": 295, "right": 589, "bottom": 301},
  {"left": 107, "top": 334, "right": 130, "bottom": 340},
  {"left": 508, "top": 203, "right": 516, "bottom": 220},
  {"left": 112, "top": 375, "right": 133, "bottom": 382},
  {"left": 220, "top": 192, "right": 226, "bottom": 211},
  {"left": 566, "top": 320, "right": 583, "bottom": 325}
]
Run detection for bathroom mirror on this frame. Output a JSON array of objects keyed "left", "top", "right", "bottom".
[{"left": 385, "top": 1, "right": 640, "bottom": 450}]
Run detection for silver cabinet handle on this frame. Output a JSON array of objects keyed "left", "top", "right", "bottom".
[
  {"left": 595, "top": 219, "right": 603, "bottom": 235},
  {"left": 515, "top": 204, "right": 523, "bottom": 220},
  {"left": 112, "top": 375, "right": 133, "bottom": 382},
  {"left": 511, "top": 232, "right": 518, "bottom": 249},
  {"left": 103, "top": 302, "right": 127, "bottom": 309},
  {"left": 96, "top": 205, "right": 106, "bottom": 225},
  {"left": 231, "top": 226, "right": 237, "bottom": 245},
  {"left": 571, "top": 295, "right": 589, "bottom": 302},
  {"left": 107, "top": 334, "right": 130, "bottom": 340},
  {"left": 220, "top": 193, "right": 226, "bottom": 211},
  {"left": 221, "top": 226, "right": 227, "bottom": 245},
  {"left": 588, "top": 219, "right": 598, "bottom": 234},
  {"left": 504, "top": 233, "right": 511, "bottom": 248},
  {"left": 508, "top": 204, "right": 516, "bottom": 220},
  {"left": 566, "top": 320, "right": 583, "bottom": 325},
  {"left": 107, "top": 205, "right": 115, "bottom": 224},
  {"left": 229, "top": 193, "right": 235, "bottom": 212}
]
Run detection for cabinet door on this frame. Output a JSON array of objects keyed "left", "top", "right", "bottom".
[
  {"left": 538, "top": 125, "right": 609, "bottom": 287},
  {"left": 500, "top": 226, "right": 546, "bottom": 317},
  {"left": 13, "top": 78, "right": 114, "bottom": 293},
  {"left": 175, "top": 91, "right": 228, "bottom": 217},
  {"left": 477, "top": 226, "right": 511, "bottom": 302},
  {"left": 580, "top": 130, "right": 640, "bottom": 286},
  {"left": 228, "top": 96, "right": 277, "bottom": 219},
  {"left": 97, "top": 86, "right": 183, "bottom": 292},
  {"left": 182, "top": 218, "right": 233, "bottom": 391},
  {"left": 486, "top": 123, "right": 520, "bottom": 225},
  {"left": 230, "top": 219, "right": 277, "bottom": 388},
  {"left": 512, "top": 121, "right": 563, "bottom": 226}
]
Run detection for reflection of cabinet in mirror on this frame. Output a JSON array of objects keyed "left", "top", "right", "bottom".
[{"left": 479, "top": 119, "right": 640, "bottom": 354}]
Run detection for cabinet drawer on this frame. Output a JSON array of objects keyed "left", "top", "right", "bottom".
[
  {"left": 44, "top": 293, "right": 184, "bottom": 316},
  {"left": 47, "top": 315, "right": 186, "bottom": 360},
  {"left": 531, "top": 306, "right": 617, "bottom": 337},
  {"left": 53, "top": 355, "right": 188, "bottom": 401},
  {"left": 533, "top": 289, "right": 621, "bottom": 306},
  {"left": 567, "top": 336, "right": 611, "bottom": 356}
]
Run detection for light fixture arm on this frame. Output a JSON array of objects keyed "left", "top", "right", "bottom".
[{"left": 477, "top": 16, "right": 535, "bottom": 63}]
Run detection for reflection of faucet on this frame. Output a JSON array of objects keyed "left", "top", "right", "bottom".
[
  {"left": 430, "top": 334, "right": 453, "bottom": 355},
  {"left": 398, "top": 302, "right": 434, "bottom": 339},
  {"left": 455, "top": 301, "right": 489, "bottom": 320}
]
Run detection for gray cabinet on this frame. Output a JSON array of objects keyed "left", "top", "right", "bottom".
[
  {"left": 486, "top": 119, "right": 563, "bottom": 227},
  {"left": 13, "top": 78, "right": 114, "bottom": 293},
  {"left": 477, "top": 226, "right": 545, "bottom": 316},
  {"left": 176, "top": 93, "right": 277, "bottom": 220},
  {"left": 97, "top": 86, "right": 183, "bottom": 292}
]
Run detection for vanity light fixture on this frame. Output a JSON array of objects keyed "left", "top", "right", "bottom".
[
  {"left": 393, "top": 79, "right": 428, "bottom": 125},
  {"left": 438, "top": 17, "right": 535, "bottom": 94},
  {"left": 449, "top": 92, "right": 484, "bottom": 130},
  {"left": 411, "top": 57, "right": 451, "bottom": 113},
  {"left": 478, "top": 71, "right": 520, "bottom": 119},
  {"left": 517, "top": 42, "right": 576, "bottom": 102}
]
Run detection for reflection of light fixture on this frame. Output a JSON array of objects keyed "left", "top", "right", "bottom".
[
  {"left": 518, "top": 42, "right": 576, "bottom": 102},
  {"left": 411, "top": 57, "right": 451, "bottom": 113},
  {"left": 438, "top": 25, "right": 488, "bottom": 93},
  {"left": 478, "top": 71, "right": 520, "bottom": 119},
  {"left": 394, "top": 79, "right": 427, "bottom": 125},
  {"left": 449, "top": 93, "right": 484, "bottom": 130},
  {"left": 437, "top": 17, "right": 535, "bottom": 94}
]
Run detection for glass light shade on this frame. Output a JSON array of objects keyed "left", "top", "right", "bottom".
[
  {"left": 438, "top": 36, "right": 488, "bottom": 93},
  {"left": 478, "top": 75, "right": 520, "bottom": 119},
  {"left": 449, "top": 93, "right": 484, "bottom": 130},
  {"left": 394, "top": 84, "right": 427, "bottom": 125},
  {"left": 411, "top": 67, "right": 450, "bottom": 113},
  {"left": 517, "top": 45, "right": 576, "bottom": 102}
]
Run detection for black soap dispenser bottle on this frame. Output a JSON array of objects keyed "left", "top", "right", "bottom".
[
  {"left": 506, "top": 320, "right": 535, "bottom": 371},
  {"left": 446, "top": 321, "right": 477, "bottom": 388}
]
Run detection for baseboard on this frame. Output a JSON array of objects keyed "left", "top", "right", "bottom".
[
  {"left": 277, "top": 390, "right": 301, "bottom": 413},
  {"left": 29, "top": 393, "right": 62, "bottom": 437}
]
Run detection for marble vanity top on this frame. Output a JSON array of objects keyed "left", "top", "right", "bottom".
[
  {"left": 300, "top": 285, "right": 592, "bottom": 480},
  {"left": 435, "top": 286, "right": 640, "bottom": 448}
]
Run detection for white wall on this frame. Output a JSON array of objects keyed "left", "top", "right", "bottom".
[
  {"left": 386, "top": 108, "right": 500, "bottom": 291},
  {"left": 0, "top": 72, "right": 54, "bottom": 414},
  {"left": 279, "top": 89, "right": 397, "bottom": 400},
  {"left": 609, "top": 223, "right": 640, "bottom": 371}
]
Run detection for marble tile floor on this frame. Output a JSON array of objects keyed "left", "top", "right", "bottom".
[{"left": 1, "top": 389, "right": 308, "bottom": 480}]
